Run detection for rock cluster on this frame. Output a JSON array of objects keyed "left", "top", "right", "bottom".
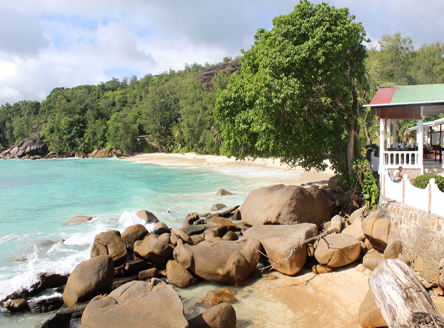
[{"left": 2, "top": 182, "right": 423, "bottom": 328}]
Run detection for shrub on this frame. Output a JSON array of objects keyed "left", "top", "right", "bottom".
[{"left": 412, "top": 174, "right": 444, "bottom": 192}]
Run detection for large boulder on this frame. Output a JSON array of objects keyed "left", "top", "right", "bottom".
[
  {"left": 243, "top": 223, "right": 318, "bottom": 275},
  {"left": 81, "top": 280, "right": 188, "bottom": 328},
  {"left": 136, "top": 210, "right": 159, "bottom": 224},
  {"left": 174, "top": 238, "right": 261, "bottom": 286},
  {"left": 314, "top": 233, "right": 361, "bottom": 268},
  {"left": 241, "top": 185, "right": 332, "bottom": 228},
  {"left": 358, "top": 290, "right": 387, "bottom": 328},
  {"left": 361, "top": 211, "right": 391, "bottom": 252},
  {"left": 121, "top": 224, "right": 149, "bottom": 248},
  {"left": 166, "top": 260, "right": 196, "bottom": 288},
  {"left": 0, "top": 123, "right": 48, "bottom": 159},
  {"left": 363, "top": 249, "right": 384, "bottom": 271},
  {"left": 342, "top": 215, "right": 366, "bottom": 241},
  {"left": 90, "top": 230, "right": 127, "bottom": 266},
  {"left": 188, "top": 303, "right": 237, "bottom": 328},
  {"left": 63, "top": 255, "right": 114, "bottom": 307},
  {"left": 133, "top": 234, "right": 174, "bottom": 268}
]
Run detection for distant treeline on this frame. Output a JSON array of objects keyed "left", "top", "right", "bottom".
[
  {"left": 1, "top": 33, "right": 444, "bottom": 155},
  {"left": 0, "top": 61, "right": 232, "bottom": 155}
]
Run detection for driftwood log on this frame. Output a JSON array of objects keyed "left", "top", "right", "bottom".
[{"left": 368, "top": 259, "right": 444, "bottom": 328}]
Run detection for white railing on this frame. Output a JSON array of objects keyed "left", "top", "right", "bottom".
[
  {"left": 382, "top": 170, "right": 444, "bottom": 215},
  {"left": 381, "top": 150, "right": 421, "bottom": 169}
]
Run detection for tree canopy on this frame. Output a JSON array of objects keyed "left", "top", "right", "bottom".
[{"left": 215, "top": 0, "right": 368, "bottom": 174}]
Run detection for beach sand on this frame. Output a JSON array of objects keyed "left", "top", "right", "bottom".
[{"left": 122, "top": 152, "right": 336, "bottom": 186}]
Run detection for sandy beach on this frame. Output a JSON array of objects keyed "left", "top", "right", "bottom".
[{"left": 123, "top": 152, "right": 336, "bottom": 186}]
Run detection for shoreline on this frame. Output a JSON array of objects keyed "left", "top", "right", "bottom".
[{"left": 122, "top": 152, "right": 336, "bottom": 186}]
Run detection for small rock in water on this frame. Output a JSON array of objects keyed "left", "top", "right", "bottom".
[
  {"left": 211, "top": 203, "right": 227, "bottom": 211},
  {"left": 216, "top": 189, "right": 234, "bottom": 196},
  {"left": 4, "top": 298, "right": 28, "bottom": 312}
]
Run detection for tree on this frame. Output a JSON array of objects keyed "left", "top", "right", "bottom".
[
  {"left": 411, "top": 42, "right": 444, "bottom": 84},
  {"left": 215, "top": 0, "right": 368, "bottom": 174},
  {"left": 379, "top": 32, "right": 414, "bottom": 85}
]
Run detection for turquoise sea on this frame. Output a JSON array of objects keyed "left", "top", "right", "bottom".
[{"left": 0, "top": 157, "right": 302, "bottom": 327}]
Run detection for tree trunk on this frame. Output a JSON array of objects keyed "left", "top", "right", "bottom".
[
  {"left": 368, "top": 259, "right": 444, "bottom": 328},
  {"left": 364, "top": 120, "right": 372, "bottom": 145},
  {"left": 347, "top": 125, "right": 355, "bottom": 175}
]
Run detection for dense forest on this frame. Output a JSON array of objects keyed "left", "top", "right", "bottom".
[{"left": 1, "top": 32, "right": 444, "bottom": 156}]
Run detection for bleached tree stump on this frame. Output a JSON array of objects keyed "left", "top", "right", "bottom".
[{"left": 368, "top": 259, "right": 444, "bottom": 328}]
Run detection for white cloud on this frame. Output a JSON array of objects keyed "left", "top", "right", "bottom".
[{"left": 1, "top": 0, "right": 444, "bottom": 105}]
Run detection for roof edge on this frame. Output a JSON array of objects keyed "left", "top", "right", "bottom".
[{"left": 363, "top": 100, "right": 444, "bottom": 108}]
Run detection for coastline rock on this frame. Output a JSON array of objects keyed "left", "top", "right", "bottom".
[
  {"left": 211, "top": 203, "right": 227, "bottom": 211},
  {"left": 35, "top": 312, "right": 72, "bottom": 328},
  {"left": 188, "top": 303, "right": 237, "bottom": 328},
  {"left": 216, "top": 189, "right": 234, "bottom": 196},
  {"left": 361, "top": 211, "right": 391, "bottom": 252},
  {"left": 174, "top": 238, "right": 261, "bottom": 286},
  {"left": 91, "top": 230, "right": 127, "bottom": 266},
  {"left": 121, "top": 224, "right": 149, "bottom": 248},
  {"left": 171, "top": 228, "right": 193, "bottom": 245},
  {"left": 243, "top": 223, "right": 318, "bottom": 275},
  {"left": 124, "top": 260, "right": 149, "bottom": 275},
  {"left": 153, "top": 221, "right": 170, "bottom": 235},
  {"left": 138, "top": 268, "right": 159, "bottom": 280},
  {"left": 0, "top": 123, "right": 48, "bottom": 159},
  {"left": 66, "top": 215, "right": 93, "bottom": 225},
  {"left": 28, "top": 296, "right": 63, "bottom": 314},
  {"left": 312, "top": 264, "right": 334, "bottom": 274},
  {"left": 166, "top": 260, "right": 197, "bottom": 288},
  {"left": 330, "top": 215, "right": 343, "bottom": 233},
  {"left": 133, "top": 234, "right": 174, "bottom": 268},
  {"left": 218, "top": 205, "right": 240, "bottom": 218},
  {"left": 206, "top": 217, "right": 240, "bottom": 230},
  {"left": 136, "top": 210, "right": 159, "bottom": 224},
  {"left": 63, "top": 255, "right": 114, "bottom": 307},
  {"left": 223, "top": 231, "right": 238, "bottom": 241},
  {"left": 314, "top": 233, "right": 361, "bottom": 268},
  {"left": 81, "top": 280, "right": 189, "bottom": 328},
  {"left": 241, "top": 185, "right": 332, "bottom": 228},
  {"left": 4, "top": 298, "right": 28, "bottom": 312}
]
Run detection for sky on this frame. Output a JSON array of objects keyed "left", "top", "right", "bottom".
[{"left": 1, "top": 0, "right": 444, "bottom": 105}]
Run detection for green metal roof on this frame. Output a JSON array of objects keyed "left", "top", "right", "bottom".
[
  {"left": 367, "top": 84, "right": 444, "bottom": 107},
  {"left": 391, "top": 84, "right": 444, "bottom": 104}
]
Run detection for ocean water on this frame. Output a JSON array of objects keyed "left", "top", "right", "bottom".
[{"left": 0, "top": 157, "right": 302, "bottom": 327}]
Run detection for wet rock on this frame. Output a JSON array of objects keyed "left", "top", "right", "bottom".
[
  {"left": 66, "top": 215, "right": 93, "bottom": 225},
  {"left": 28, "top": 296, "right": 64, "bottom": 314},
  {"left": 174, "top": 238, "right": 261, "bottom": 286},
  {"left": 4, "top": 298, "right": 28, "bottom": 312},
  {"left": 35, "top": 312, "right": 71, "bottom": 328},
  {"left": 171, "top": 228, "right": 193, "bottom": 245},
  {"left": 91, "top": 230, "right": 127, "bottom": 266},
  {"left": 81, "top": 280, "right": 189, "bottom": 328},
  {"left": 211, "top": 203, "right": 227, "bottom": 211},
  {"left": 136, "top": 210, "right": 159, "bottom": 224},
  {"left": 206, "top": 217, "right": 240, "bottom": 230},
  {"left": 63, "top": 255, "right": 114, "bottom": 307},
  {"left": 216, "top": 189, "right": 234, "bottom": 196},
  {"left": 199, "top": 287, "right": 237, "bottom": 307},
  {"left": 218, "top": 205, "right": 240, "bottom": 218},
  {"left": 241, "top": 185, "right": 332, "bottom": 229}
]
